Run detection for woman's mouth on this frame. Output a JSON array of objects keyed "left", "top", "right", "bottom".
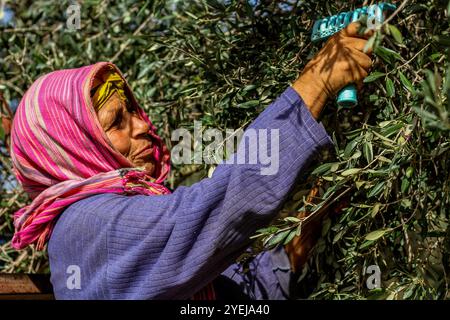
[{"left": 137, "top": 146, "right": 153, "bottom": 158}]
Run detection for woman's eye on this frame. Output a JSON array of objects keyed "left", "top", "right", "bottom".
[
  {"left": 111, "top": 114, "right": 123, "bottom": 128},
  {"left": 129, "top": 108, "right": 138, "bottom": 115}
]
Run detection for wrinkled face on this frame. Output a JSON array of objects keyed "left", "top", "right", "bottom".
[{"left": 96, "top": 92, "right": 155, "bottom": 175}]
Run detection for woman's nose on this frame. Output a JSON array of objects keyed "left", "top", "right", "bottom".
[{"left": 132, "top": 114, "right": 150, "bottom": 137}]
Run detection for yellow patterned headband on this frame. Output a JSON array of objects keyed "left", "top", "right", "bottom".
[{"left": 91, "top": 69, "right": 128, "bottom": 111}]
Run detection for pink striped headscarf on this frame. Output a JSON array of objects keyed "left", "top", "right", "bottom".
[{"left": 10, "top": 62, "right": 171, "bottom": 250}]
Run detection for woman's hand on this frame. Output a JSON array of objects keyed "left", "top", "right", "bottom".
[
  {"left": 284, "top": 183, "right": 351, "bottom": 274},
  {"left": 292, "top": 22, "right": 374, "bottom": 119}
]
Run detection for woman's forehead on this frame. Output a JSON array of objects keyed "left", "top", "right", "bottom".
[{"left": 96, "top": 93, "right": 123, "bottom": 121}]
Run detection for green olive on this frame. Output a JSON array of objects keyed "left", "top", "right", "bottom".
[{"left": 406, "top": 166, "right": 414, "bottom": 178}]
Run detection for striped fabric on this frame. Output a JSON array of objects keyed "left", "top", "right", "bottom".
[
  {"left": 9, "top": 62, "right": 171, "bottom": 251},
  {"left": 192, "top": 283, "right": 216, "bottom": 300}
]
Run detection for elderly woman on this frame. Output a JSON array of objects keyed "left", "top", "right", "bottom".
[{"left": 9, "top": 23, "right": 372, "bottom": 299}]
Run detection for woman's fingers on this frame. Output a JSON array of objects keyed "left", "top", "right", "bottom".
[
  {"left": 341, "top": 22, "right": 361, "bottom": 37},
  {"left": 353, "top": 66, "right": 369, "bottom": 91},
  {"left": 297, "top": 21, "right": 375, "bottom": 103},
  {"left": 347, "top": 46, "right": 373, "bottom": 70},
  {"left": 343, "top": 37, "right": 374, "bottom": 55},
  {"left": 340, "top": 48, "right": 370, "bottom": 90},
  {"left": 341, "top": 21, "right": 375, "bottom": 39}
]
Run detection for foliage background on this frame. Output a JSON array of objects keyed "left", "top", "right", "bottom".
[{"left": 0, "top": 0, "right": 449, "bottom": 299}]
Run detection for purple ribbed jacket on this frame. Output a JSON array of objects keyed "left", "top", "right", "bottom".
[{"left": 48, "top": 86, "right": 333, "bottom": 299}]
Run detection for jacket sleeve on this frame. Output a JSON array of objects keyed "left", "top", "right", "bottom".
[
  {"left": 48, "top": 86, "right": 333, "bottom": 299},
  {"left": 218, "top": 245, "right": 296, "bottom": 300}
]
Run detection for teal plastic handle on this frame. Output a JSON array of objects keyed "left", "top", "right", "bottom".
[{"left": 337, "top": 84, "right": 358, "bottom": 108}]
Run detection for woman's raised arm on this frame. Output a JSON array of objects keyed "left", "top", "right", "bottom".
[{"left": 48, "top": 86, "right": 332, "bottom": 299}]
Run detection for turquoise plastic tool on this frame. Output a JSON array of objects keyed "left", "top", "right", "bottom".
[{"left": 311, "top": 3, "right": 396, "bottom": 108}]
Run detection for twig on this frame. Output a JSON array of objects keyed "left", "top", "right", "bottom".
[
  {"left": 301, "top": 186, "right": 353, "bottom": 228},
  {"left": 388, "top": 43, "right": 431, "bottom": 75},
  {"left": 110, "top": 15, "right": 155, "bottom": 63},
  {"left": 382, "top": 0, "right": 409, "bottom": 27}
]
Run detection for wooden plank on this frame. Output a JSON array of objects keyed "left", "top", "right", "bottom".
[
  {"left": 0, "top": 293, "right": 54, "bottom": 300},
  {"left": 0, "top": 274, "right": 53, "bottom": 295}
]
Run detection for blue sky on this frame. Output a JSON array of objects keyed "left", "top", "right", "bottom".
[{"left": 0, "top": 4, "right": 14, "bottom": 26}]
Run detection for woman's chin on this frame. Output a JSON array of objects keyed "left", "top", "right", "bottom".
[
  {"left": 133, "top": 160, "right": 155, "bottom": 176},
  {"left": 144, "top": 162, "right": 155, "bottom": 175}
]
